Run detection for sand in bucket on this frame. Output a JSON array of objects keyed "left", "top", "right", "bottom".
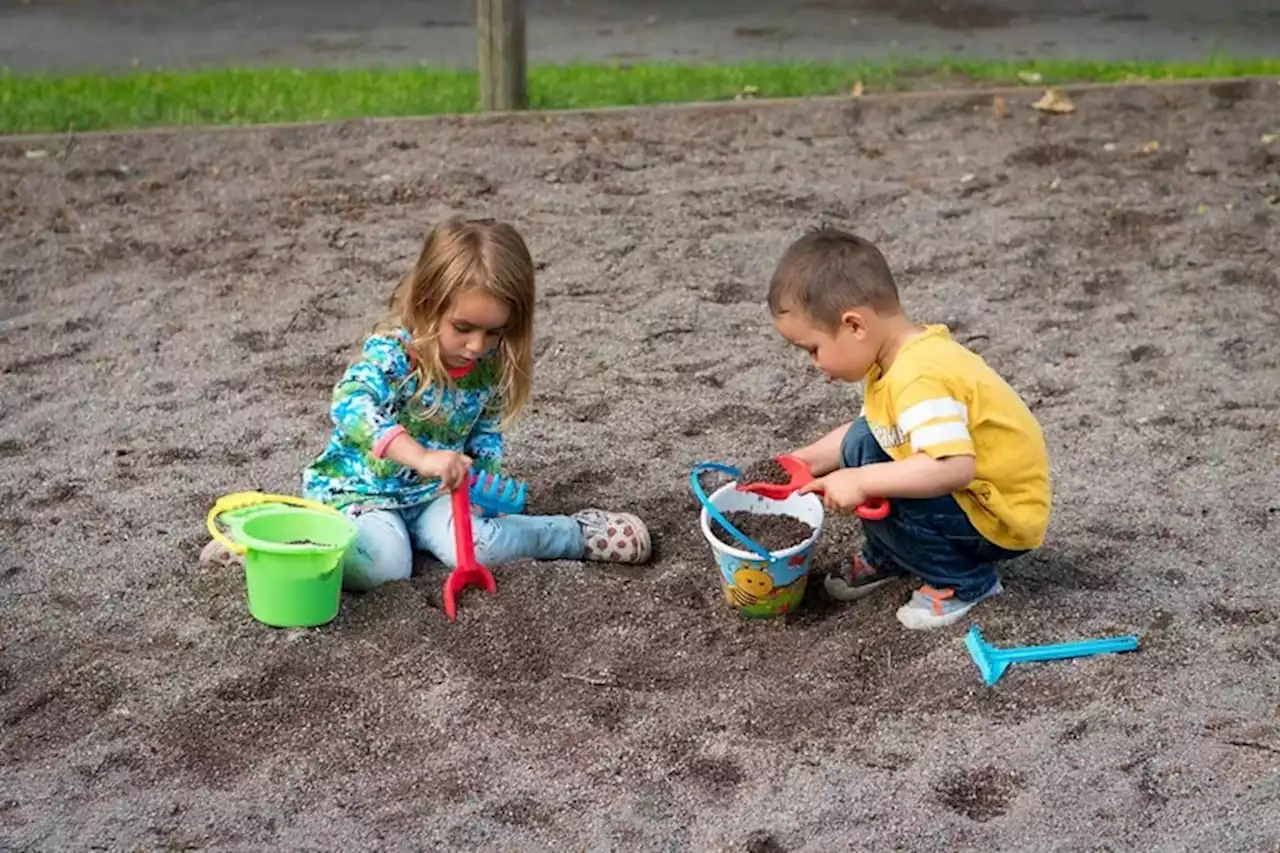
[{"left": 698, "top": 481, "right": 825, "bottom": 619}]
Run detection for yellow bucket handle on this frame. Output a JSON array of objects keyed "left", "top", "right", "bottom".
[{"left": 205, "top": 491, "right": 345, "bottom": 556}]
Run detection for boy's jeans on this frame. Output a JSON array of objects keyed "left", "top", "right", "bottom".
[
  {"left": 342, "top": 494, "right": 585, "bottom": 592},
  {"left": 841, "top": 418, "right": 1024, "bottom": 601}
]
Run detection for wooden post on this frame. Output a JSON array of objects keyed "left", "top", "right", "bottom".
[{"left": 477, "top": 0, "right": 527, "bottom": 111}]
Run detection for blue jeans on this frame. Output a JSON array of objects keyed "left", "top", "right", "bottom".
[
  {"left": 341, "top": 495, "right": 585, "bottom": 592},
  {"left": 841, "top": 418, "right": 1024, "bottom": 601}
]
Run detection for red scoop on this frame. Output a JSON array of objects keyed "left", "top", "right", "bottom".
[
  {"left": 736, "top": 454, "right": 891, "bottom": 521},
  {"left": 442, "top": 484, "right": 497, "bottom": 621}
]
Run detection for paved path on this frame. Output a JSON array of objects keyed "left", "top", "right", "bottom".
[{"left": 2, "top": 0, "right": 1277, "bottom": 73}]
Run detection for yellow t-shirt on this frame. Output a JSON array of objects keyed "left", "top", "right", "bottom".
[{"left": 861, "top": 324, "right": 1051, "bottom": 551}]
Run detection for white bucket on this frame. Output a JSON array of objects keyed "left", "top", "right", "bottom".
[{"left": 698, "top": 482, "right": 825, "bottom": 618}]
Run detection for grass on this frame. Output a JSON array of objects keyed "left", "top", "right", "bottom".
[{"left": 2, "top": 56, "right": 1278, "bottom": 135}]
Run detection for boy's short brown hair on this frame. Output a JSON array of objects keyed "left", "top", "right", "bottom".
[{"left": 767, "top": 226, "right": 900, "bottom": 327}]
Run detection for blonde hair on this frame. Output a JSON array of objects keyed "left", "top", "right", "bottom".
[{"left": 381, "top": 218, "right": 535, "bottom": 425}]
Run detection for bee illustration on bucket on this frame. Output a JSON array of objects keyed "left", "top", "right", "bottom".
[{"left": 727, "top": 566, "right": 774, "bottom": 607}]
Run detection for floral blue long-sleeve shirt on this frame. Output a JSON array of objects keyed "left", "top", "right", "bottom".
[{"left": 302, "top": 329, "right": 504, "bottom": 511}]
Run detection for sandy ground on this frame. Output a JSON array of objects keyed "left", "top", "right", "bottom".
[{"left": 2, "top": 81, "right": 1279, "bottom": 851}]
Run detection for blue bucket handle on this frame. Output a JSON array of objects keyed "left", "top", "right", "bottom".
[{"left": 689, "top": 461, "right": 774, "bottom": 561}]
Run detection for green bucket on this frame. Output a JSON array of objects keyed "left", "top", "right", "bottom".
[{"left": 208, "top": 492, "right": 357, "bottom": 628}]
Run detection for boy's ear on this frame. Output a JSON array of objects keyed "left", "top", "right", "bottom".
[{"left": 839, "top": 308, "right": 868, "bottom": 338}]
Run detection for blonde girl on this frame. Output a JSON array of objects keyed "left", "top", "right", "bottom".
[{"left": 210, "top": 219, "right": 650, "bottom": 590}]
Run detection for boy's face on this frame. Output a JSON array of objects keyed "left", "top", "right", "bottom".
[{"left": 773, "top": 307, "right": 878, "bottom": 382}]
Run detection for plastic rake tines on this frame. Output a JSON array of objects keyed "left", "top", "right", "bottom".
[{"left": 469, "top": 470, "right": 528, "bottom": 517}]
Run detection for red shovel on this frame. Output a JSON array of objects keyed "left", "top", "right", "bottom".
[
  {"left": 736, "top": 454, "right": 891, "bottom": 521},
  {"left": 442, "top": 484, "right": 497, "bottom": 621}
]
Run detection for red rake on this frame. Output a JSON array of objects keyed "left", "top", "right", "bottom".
[
  {"left": 442, "top": 484, "right": 497, "bottom": 621},
  {"left": 736, "top": 453, "right": 891, "bottom": 521}
]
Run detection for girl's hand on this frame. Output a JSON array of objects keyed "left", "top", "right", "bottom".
[
  {"left": 416, "top": 449, "right": 473, "bottom": 491},
  {"left": 798, "top": 468, "right": 872, "bottom": 513}
]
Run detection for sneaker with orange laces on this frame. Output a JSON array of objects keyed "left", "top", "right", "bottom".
[
  {"left": 823, "top": 554, "right": 909, "bottom": 601},
  {"left": 895, "top": 579, "right": 1003, "bottom": 630}
]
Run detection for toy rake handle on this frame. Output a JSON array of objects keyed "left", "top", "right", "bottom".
[
  {"left": 1005, "top": 636, "right": 1139, "bottom": 662},
  {"left": 450, "top": 485, "right": 478, "bottom": 569}
]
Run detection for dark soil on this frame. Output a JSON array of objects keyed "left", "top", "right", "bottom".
[
  {"left": 2, "top": 82, "right": 1279, "bottom": 851},
  {"left": 714, "top": 510, "right": 815, "bottom": 553},
  {"left": 737, "top": 456, "right": 792, "bottom": 486}
]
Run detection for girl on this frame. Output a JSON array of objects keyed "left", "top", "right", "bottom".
[{"left": 204, "top": 218, "right": 650, "bottom": 590}]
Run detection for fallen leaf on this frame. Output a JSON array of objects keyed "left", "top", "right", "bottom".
[
  {"left": 850, "top": 80, "right": 864, "bottom": 98},
  {"left": 1032, "top": 88, "right": 1075, "bottom": 114},
  {"left": 1017, "top": 70, "right": 1043, "bottom": 84},
  {"left": 1196, "top": 203, "right": 1207, "bottom": 215},
  {"left": 1263, "top": 133, "right": 1278, "bottom": 145},
  {"left": 1140, "top": 140, "right": 1161, "bottom": 154},
  {"left": 992, "top": 95, "right": 1007, "bottom": 118},
  {"left": 734, "top": 84, "right": 760, "bottom": 101}
]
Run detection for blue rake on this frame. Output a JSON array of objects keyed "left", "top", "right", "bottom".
[
  {"left": 469, "top": 470, "right": 528, "bottom": 517},
  {"left": 964, "top": 624, "right": 1139, "bottom": 686}
]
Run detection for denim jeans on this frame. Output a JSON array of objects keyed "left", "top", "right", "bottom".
[
  {"left": 841, "top": 418, "right": 1024, "bottom": 601},
  {"left": 341, "top": 495, "right": 585, "bottom": 592}
]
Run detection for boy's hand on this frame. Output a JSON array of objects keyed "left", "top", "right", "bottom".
[
  {"left": 416, "top": 449, "right": 473, "bottom": 491},
  {"left": 798, "top": 468, "right": 872, "bottom": 513}
]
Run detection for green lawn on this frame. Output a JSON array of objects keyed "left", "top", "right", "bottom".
[{"left": 2, "top": 57, "right": 1278, "bottom": 135}]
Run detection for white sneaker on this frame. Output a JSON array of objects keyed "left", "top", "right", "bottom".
[{"left": 895, "top": 580, "right": 1003, "bottom": 630}]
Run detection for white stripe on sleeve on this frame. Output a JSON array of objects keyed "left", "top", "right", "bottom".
[
  {"left": 910, "top": 421, "right": 972, "bottom": 453},
  {"left": 898, "top": 397, "right": 968, "bottom": 433}
]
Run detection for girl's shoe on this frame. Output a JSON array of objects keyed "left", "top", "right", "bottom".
[{"left": 573, "top": 509, "right": 651, "bottom": 564}]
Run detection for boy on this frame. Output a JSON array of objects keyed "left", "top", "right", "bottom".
[{"left": 770, "top": 226, "right": 1051, "bottom": 629}]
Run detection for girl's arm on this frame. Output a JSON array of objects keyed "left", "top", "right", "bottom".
[
  {"left": 331, "top": 335, "right": 469, "bottom": 488},
  {"left": 330, "top": 335, "right": 411, "bottom": 454},
  {"left": 464, "top": 402, "right": 504, "bottom": 474}
]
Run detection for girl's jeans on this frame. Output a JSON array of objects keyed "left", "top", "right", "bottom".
[
  {"left": 841, "top": 417, "right": 1025, "bottom": 601},
  {"left": 342, "top": 495, "right": 585, "bottom": 592}
]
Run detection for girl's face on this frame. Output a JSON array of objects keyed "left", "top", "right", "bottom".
[{"left": 439, "top": 289, "right": 511, "bottom": 370}]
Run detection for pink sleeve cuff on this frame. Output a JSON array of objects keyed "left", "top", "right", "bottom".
[{"left": 372, "top": 425, "right": 407, "bottom": 459}]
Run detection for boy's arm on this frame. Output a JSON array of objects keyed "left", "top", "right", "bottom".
[
  {"left": 802, "top": 378, "right": 976, "bottom": 508},
  {"left": 788, "top": 421, "right": 852, "bottom": 477},
  {"left": 848, "top": 452, "right": 974, "bottom": 498}
]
